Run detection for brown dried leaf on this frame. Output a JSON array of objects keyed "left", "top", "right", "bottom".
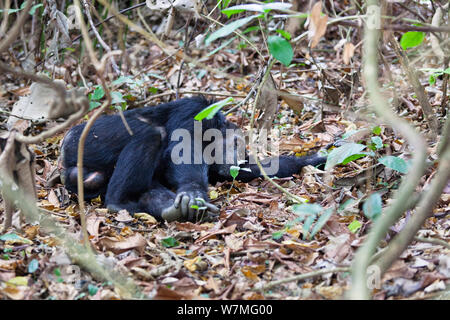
[
  {"left": 98, "top": 233, "right": 147, "bottom": 254},
  {"left": 279, "top": 91, "right": 304, "bottom": 114},
  {"left": 86, "top": 211, "right": 106, "bottom": 239},
  {"left": 195, "top": 224, "right": 236, "bottom": 244},
  {"left": 308, "top": 2, "right": 328, "bottom": 48},
  {"left": 343, "top": 42, "right": 355, "bottom": 64}
]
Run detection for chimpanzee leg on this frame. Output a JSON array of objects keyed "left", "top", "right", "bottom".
[
  {"left": 61, "top": 166, "right": 107, "bottom": 199},
  {"left": 105, "top": 127, "right": 162, "bottom": 212},
  {"left": 226, "top": 154, "right": 327, "bottom": 182}
]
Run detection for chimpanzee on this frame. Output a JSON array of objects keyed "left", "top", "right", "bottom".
[{"left": 59, "top": 96, "right": 326, "bottom": 222}]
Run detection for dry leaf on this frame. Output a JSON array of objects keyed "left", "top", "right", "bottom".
[
  {"left": 115, "top": 210, "right": 134, "bottom": 222},
  {"left": 308, "top": 2, "right": 328, "bottom": 48},
  {"left": 343, "top": 42, "right": 355, "bottom": 64},
  {"left": 98, "top": 233, "right": 147, "bottom": 254},
  {"left": 279, "top": 91, "right": 304, "bottom": 114},
  {"left": 255, "top": 74, "right": 277, "bottom": 130},
  {"left": 86, "top": 211, "right": 106, "bottom": 239},
  {"left": 241, "top": 266, "right": 260, "bottom": 281}
]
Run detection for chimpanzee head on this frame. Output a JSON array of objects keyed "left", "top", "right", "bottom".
[{"left": 205, "top": 121, "right": 247, "bottom": 179}]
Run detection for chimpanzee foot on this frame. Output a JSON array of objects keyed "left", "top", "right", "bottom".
[
  {"left": 107, "top": 204, "right": 125, "bottom": 213},
  {"left": 162, "top": 191, "right": 219, "bottom": 222}
]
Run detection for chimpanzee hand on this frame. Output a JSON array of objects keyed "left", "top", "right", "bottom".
[{"left": 161, "top": 191, "right": 219, "bottom": 222}]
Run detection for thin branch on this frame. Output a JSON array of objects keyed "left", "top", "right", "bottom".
[
  {"left": 414, "top": 236, "right": 450, "bottom": 250},
  {"left": 81, "top": 0, "right": 120, "bottom": 74},
  {"left": 247, "top": 59, "right": 308, "bottom": 204},
  {"left": 348, "top": 0, "right": 428, "bottom": 299},
  {"left": 389, "top": 33, "right": 439, "bottom": 138},
  {"left": 256, "top": 267, "right": 350, "bottom": 291},
  {"left": 0, "top": 0, "right": 32, "bottom": 52}
]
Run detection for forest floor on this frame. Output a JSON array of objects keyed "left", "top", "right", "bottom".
[{"left": 0, "top": 2, "right": 449, "bottom": 300}]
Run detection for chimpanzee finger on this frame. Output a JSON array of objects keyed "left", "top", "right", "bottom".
[
  {"left": 161, "top": 204, "right": 183, "bottom": 222},
  {"left": 204, "top": 202, "right": 219, "bottom": 213},
  {"left": 180, "top": 194, "right": 191, "bottom": 219},
  {"left": 174, "top": 192, "right": 187, "bottom": 209}
]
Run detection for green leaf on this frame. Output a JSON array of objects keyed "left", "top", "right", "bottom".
[
  {"left": 378, "top": 156, "right": 408, "bottom": 174},
  {"left": 222, "top": 2, "right": 292, "bottom": 17},
  {"left": 348, "top": 220, "right": 362, "bottom": 233},
  {"left": 89, "top": 101, "right": 101, "bottom": 110},
  {"left": 6, "top": 276, "right": 28, "bottom": 286},
  {"left": 88, "top": 284, "right": 98, "bottom": 296},
  {"left": 267, "top": 35, "right": 293, "bottom": 67},
  {"left": 53, "top": 268, "right": 61, "bottom": 277},
  {"left": 341, "top": 153, "right": 367, "bottom": 165},
  {"left": 372, "top": 126, "right": 381, "bottom": 135},
  {"left": 371, "top": 136, "right": 383, "bottom": 149},
  {"left": 29, "top": 4, "right": 43, "bottom": 15},
  {"left": 111, "top": 91, "right": 125, "bottom": 104},
  {"left": 229, "top": 165, "right": 240, "bottom": 180},
  {"left": 310, "top": 208, "right": 333, "bottom": 239},
  {"left": 302, "top": 214, "right": 316, "bottom": 240},
  {"left": 206, "top": 15, "right": 260, "bottom": 45},
  {"left": 275, "top": 29, "right": 291, "bottom": 40},
  {"left": 194, "top": 97, "right": 234, "bottom": 121},
  {"left": 242, "top": 26, "right": 260, "bottom": 34},
  {"left": 0, "top": 233, "right": 32, "bottom": 244},
  {"left": 161, "top": 237, "right": 179, "bottom": 248},
  {"left": 325, "top": 143, "right": 366, "bottom": 170},
  {"left": 363, "top": 193, "right": 382, "bottom": 220},
  {"left": 221, "top": 8, "right": 246, "bottom": 18},
  {"left": 400, "top": 31, "right": 425, "bottom": 50},
  {"left": 0, "top": 233, "right": 21, "bottom": 241},
  {"left": 28, "top": 259, "right": 39, "bottom": 273},
  {"left": 272, "top": 230, "right": 285, "bottom": 240},
  {"left": 148, "top": 87, "right": 158, "bottom": 94},
  {"left": 429, "top": 74, "right": 436, "bottom": 85},
  {"left": 112, "top": 76, "right": 132, "bottom": 86},
  {"left": 292, "top": 203, "right": 323, "bottom": 216},
  {"left": 91, "top": 86, "right": 105, "bottom": 100}
]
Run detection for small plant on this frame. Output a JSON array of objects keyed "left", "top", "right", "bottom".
[
  {"left": 325, "top": 126, "right": 409, "bottom": 174},
  {"left": 204, "top": 2, "right": 306, "bottom": 67},
  {"left": 272, "top": 203, "right": 333, "bottom": 241},
  {"left": 88, "top": 85, "right": 126, "bottom": 111}
]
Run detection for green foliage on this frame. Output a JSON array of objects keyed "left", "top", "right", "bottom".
[
  {"left": 271, "top": 229, "right": 285, "bottom": 240},
  {"left": 372, "top": 126, "right": 382, "bottom": 135},
  {"left": 286, "top": 203, "right": 334, "bottom": 240},
  {"left": 0, "top": 2, "right": 43, "bottom": 15},
  {"left": 363, "top": 193, "right": 382, "bottom": 220},
  {"left": 229, "top": 166, "right": 240, "bottom": 180},
  {"left": 370, "top": 136, "right": 383, "bottom": 150},
  {"left": 88, "top": 284, "right": 99, "bottom": 296},
  {"left": 348, "top": 220, "right": 362, "bottom": 233},
  {"left": 421, "top": 67, "right": 450, "bottom": 85},
  {"left": 267, "top": 35, "right": 293, "bottom": 66},
  {"left": 161, "top": 237, "right": 180, "bottom": 248},
  {"left": 400, "top": 31, "right": 425, "bottom": 50},
  {"left": 275, "top": 29, "right": 291, "bottom": 40},
  {"left": 221, "top": 2, "right": 292, "bottom": 18},
  {"left": 206, "top": 15, "right": 261, "bottom": 45},
  {"left": 378, "top": 156, "right": 409, "bottom": 174},
  {"left": 194, "top": 97, "right": 234, "bottom": 121},
  {"left": 325, "top": 143, "right": 366, "bottom": 170},
  {"left": 28, "top": 259, "right": 39, "bottom": 273},
  {"left": 205, "top": 2, "right": 294, "bottom": 67}
]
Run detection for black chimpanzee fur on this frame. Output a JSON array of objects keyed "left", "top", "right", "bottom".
[{"left": 60, "top": 96, "right": 326, "bottom": 222}]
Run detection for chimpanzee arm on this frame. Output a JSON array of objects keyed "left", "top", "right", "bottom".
[
  {"left": 164, "top": 161, "right": 219, "bottom": 220},
  {"left": 105, "top": 126, "right": 163, "bottom": 212},
  {"left": 233, "top": 154, "right": 326, "bottom": 182}
]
